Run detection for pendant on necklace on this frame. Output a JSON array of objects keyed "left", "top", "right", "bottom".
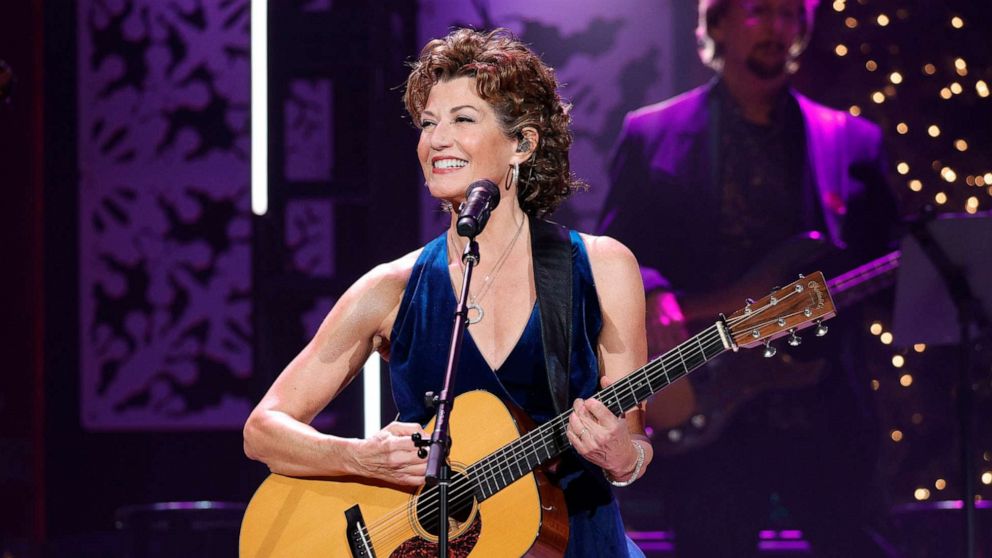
[{"left": 467, "top": 302, "right": 483, "bottom": 324}]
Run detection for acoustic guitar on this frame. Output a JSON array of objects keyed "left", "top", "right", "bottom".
[{"left": 240, "top": 273, "right": 836, "bottom": 557}]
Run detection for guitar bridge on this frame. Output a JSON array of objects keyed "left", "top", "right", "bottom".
[{"left": 345, "top": 505, "right": 376, "bottom": 558}]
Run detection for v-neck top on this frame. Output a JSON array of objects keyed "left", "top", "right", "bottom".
[
  {"left": 388, "top": 229, "right": 634, "bottom": 557},
  {"left": 389, "top": 229, "right": 603, "bottom": 425}
]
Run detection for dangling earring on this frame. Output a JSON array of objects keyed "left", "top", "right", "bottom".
[{"left": 508, "top": 162, "right": 519, "bottom": 191}]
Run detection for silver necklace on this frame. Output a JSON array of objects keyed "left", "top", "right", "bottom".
[{"left": 450, "top": 216, "right": 526, "bottom": 324}]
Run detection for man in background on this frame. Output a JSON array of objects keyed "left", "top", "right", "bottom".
[{"left": 599, "top": 0, "right": 899, "bottom": 555}]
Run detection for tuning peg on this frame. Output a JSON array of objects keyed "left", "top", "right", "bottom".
[
  {"left": 815, "top": 319, "right": 829, "bottom": 337},
  {"left": 744, "top": 298, "right": 755, "bottom": 315},
  {"left": 763, "top": 340, "right": 777, "bottom": 358},
  {"left": 788, "top": 328, "right": 802, "bottom": 346}
]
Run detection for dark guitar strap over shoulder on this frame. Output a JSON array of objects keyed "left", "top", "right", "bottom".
[{"left": 530, "top": 218, "right": 572, "bottom": 415}]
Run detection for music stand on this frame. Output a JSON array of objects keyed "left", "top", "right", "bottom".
[{"left": 892, "top": 211, "right": 992, "bottom": 558}]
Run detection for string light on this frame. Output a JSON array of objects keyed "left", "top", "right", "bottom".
[
  {"left": 833, "top": 1, "right": 992, "bottom": 504},
  {"left": 955, "top": 58, "right": 968, "bottom": 77}
]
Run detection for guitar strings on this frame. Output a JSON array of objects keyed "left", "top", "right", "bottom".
[
  {"left": 361, "top": 289, "right": 810, "bottom": 548},
  {"left": 360, "top": 302, "right": 791, "bottom": 548},
  {"left": 363, "top": 328, "right": 730, "bottom": 546},
  {"left": 361, "top": 311, "right": 767, "bottom": 547},
  {"left": 364, "top": 325, "right": 745, "bottom": 548},
  {"left": 362, "top": 331, "right": 728, "bottom": 549}
]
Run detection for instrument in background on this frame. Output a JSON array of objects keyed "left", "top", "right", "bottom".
[
  {"left": 654, "top": 250, "right": 900, "bottom": 456},
  {"left": 240, "top": 274, "right": 836, "bottom": 557}
]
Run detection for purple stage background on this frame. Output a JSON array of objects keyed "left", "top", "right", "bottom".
[{"left": 77, "top": 0, "right": 253, "bottom": 430}]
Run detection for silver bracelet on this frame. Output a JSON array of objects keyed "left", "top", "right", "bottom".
[{"left": 605, "top": 441, "right": 645, "bottom": 487}]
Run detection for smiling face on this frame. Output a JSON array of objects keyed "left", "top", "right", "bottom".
[
  {"left": 713, "top": 0, "right": 803, "bottom": 79},
  {"left": 416, "top": 77, "right": 520, "bottom": 204}
]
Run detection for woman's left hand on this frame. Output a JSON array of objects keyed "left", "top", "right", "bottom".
[{"left": 566, "top": 395, "right": 638, "bottom": 479}]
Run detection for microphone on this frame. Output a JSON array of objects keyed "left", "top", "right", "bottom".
[{"left": 456, "top": 179, "right": 500, "bottom": 237}]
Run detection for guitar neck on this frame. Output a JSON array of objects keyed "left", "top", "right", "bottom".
[
  {"left": 468, "top": 323, "right": 731, "bottom": 500},
  {"left": 826, "top": 250, "right": 900, "bottom": 310}
]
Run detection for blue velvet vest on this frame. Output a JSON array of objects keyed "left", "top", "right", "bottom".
[{"left": 388, "top": 230, "right": 632, "bottom": 557}]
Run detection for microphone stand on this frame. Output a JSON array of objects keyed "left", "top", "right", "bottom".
[{"left": 424, "top": 236, "right": 479, "bottom": 558}]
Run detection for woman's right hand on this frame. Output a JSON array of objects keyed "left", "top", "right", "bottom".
[{"left": 353, "top": 422, "right": 429, "bottom": 486}]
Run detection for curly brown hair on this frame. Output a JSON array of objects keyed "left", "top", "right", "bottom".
[{"left": 403, "top": 28, "right": 584, "bottom": 218}]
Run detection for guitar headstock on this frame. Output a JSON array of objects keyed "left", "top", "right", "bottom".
[{"left": 724, "top": 272, "right": 836, "bottom": 350}]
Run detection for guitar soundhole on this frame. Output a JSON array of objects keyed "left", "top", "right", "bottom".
[
  {"left": 390, "top": 470, "right": 481, "bottom": 558},
  {"left": 414, "top": 470, "right": 476, "bottom": 537}
]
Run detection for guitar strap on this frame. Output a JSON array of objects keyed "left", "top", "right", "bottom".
[{"left": 530, "top": 218, "right": 572, "bottom": 415}]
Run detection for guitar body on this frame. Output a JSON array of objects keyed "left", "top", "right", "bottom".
[{"left": 240, "top": 390, "right": 569, "bottom": 558}]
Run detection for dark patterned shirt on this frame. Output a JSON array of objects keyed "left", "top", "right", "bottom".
[{"left": 712, "top": 80, "right": 819, "bottom": 282}]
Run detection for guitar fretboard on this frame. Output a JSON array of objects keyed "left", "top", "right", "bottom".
[
  {"left": 827, "top": 250, "right": 900, "bottom": 310},
  {"left": 466, "top": 323, "right": 729, "bottom": 500}
]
